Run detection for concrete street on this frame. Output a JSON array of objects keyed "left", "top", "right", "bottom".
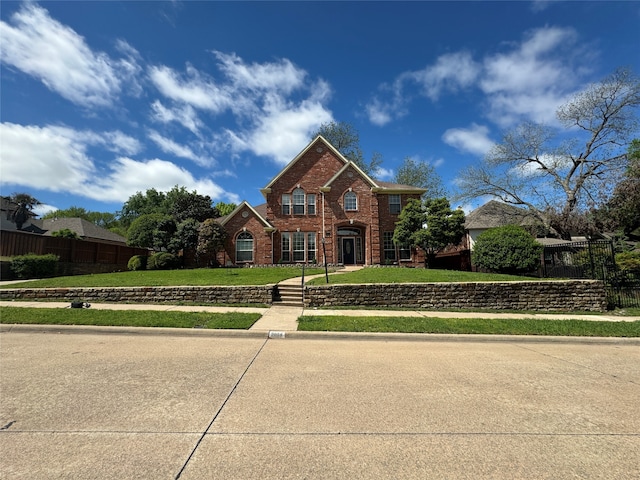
[{"left": 1, "top": 327, "right": 638, "bottom": 479}]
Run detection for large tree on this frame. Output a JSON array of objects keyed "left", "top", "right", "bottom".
[
  {"left": 393, "top": 198, "right": 465, "bottom": 268},
  {"left": 310, "top": 121, "right": 383, "bottom": 176},
  {"left": 8, "top": 193, "right": 40, "bottom": 230},
  {"left": 598, "top": 139, "right": 640, "bottom": 237},
  {"left": 456, "top": 68, "right": 640, "bottom": 239},
  {"left": 394, "top": 157, "right": 446, "bottom": 199}
]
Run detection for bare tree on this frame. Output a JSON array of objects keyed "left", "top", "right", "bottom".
[
  {"left": 394, "top": 156, "right": 447, "bottom": 200},
  {"left": 311, "top": 121, "right": 383, "bottom": 176},
  {"left": 456, "top": 68, "right": 640, "bottom": 239}
]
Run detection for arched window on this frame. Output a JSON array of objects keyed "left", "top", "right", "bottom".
[
  {"left": 292, "top": 188, "right": 305, "bottom": 215},
  {"left": 236, "top": 231, "right": 254, "bottom": 262},
  {"left": 344, "top": 191, "right": 358, "bottom": 211}
]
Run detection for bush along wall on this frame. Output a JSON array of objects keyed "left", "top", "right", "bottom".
[{"left": 10, "top": 254, "right": 59, "bottom": 279}]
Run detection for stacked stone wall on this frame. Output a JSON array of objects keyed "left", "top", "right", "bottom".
[
  {"left": 0, "top": 285, "right": 274, "bottom": 305},
  {"left": 304, "top": 281, "right": 607, "bottom": 312}
]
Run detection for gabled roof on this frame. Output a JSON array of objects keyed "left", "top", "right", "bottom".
[
  {"left": 261, "top": 135, "right": 349, "bottom": 196},
  {"left": 41, "top": 218, "right": 127, "bottom": 244},
  {"left": 322, "top": 161, "right": 379, "bottom": 191},
  {"left": 465, "top": 200, "right": 542, "bottom": 230},
  {"left": 218, "top": 201, "right": 274, "bottom": 231},
  {"left": 260, "top": 135, "right": 427, "bottom": 196}
]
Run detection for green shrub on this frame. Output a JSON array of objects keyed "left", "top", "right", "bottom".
[
  {"left": 127, "top": 255, "right": 148, "bottom": 271},
  {"left": 616, "top": 251, "right": 640, "bottom": 273},
  {"left": 51, "top": 228, "right": 80, "bottom": 239},
  {"left": 147, "top": 252, "right": 179, "bottom": 270},
  {"left": 10, "top": 253, "right": 59, "bottom": 279},
  {"left": 472, "top": 225, "right": 543, "bottom": 275}
]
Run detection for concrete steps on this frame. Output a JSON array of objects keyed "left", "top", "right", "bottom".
[{"left": 273, "top": 284, "right": 304, "bottom": 306}]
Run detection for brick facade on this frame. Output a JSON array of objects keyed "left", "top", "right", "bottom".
[{"left": 219, "top": 136, "right": 426, "bottom": 266}]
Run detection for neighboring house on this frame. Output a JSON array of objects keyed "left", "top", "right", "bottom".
[
  {"left": 37, "top": 217, "right": 127, "bottom": 245},
  {"left": 217, "top": 136, "right": 427, "bottom": 266},
  {"left": 464, "top": 200, "right": 545, "bottom": 250}
]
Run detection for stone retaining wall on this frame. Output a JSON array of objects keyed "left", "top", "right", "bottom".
[
  {"left": 304, "top": 281, "right": 607, "bottom": 312},
  {"left": 1, "top": 280, "right": 608, "bottom": 312},
  {"left": 0, "top": 285, "right": 274, "bottom": 305}
]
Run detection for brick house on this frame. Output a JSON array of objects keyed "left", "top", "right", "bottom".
[{"left": 217, "top": 136, "right": 427, "bottom": 266}]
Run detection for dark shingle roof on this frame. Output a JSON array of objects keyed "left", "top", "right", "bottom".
[
  {"left": 42, "top": 218, "right": 127, "bottom": 244},
  {"left": 465, "top": 200, "right": 542, "bottom": 230}
]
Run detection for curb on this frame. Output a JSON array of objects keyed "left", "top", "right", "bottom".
[{"left": 2, "top": 323, "right": 639, "bottom": 345}]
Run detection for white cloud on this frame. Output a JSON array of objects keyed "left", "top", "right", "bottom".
[
  {"left": 0, "top": 122, "right": 237, "bottom": 205},
  {"left": 149, "top": 53, "right": 334, "bottom": 166},
  {"left": 480, "top": 26, "right": 580, "bottom": 126},
  {"left": 365, "top": 52, "right": 479, "bottom": 125},
  {"left": 82, "top": 157, "right": 239, "bottom": 204},
  {"left": 150, "top": 100, "right": 203, "bottom": 135},
  {"left": 224, "top": 95, "right": 333, "bottom": 165},
  {"left": 365, "top": 26, "right": 589, "bottom": 129},
  {"left": 0, "top": 4, "right": 134, "bottom": 108},
  {"left": 374, "top": 167, "right": 394, "bottom": 181},
  {"left": 442, "top": 124, "right": 495, "bottom": 156},
  {"left": 213, "top": 50, "right": 306, "bottom": 95},
  {"left": 148, "top": 130, "right": 212, "bottom": 167},
  {"left": 410, "top": 51, "right": 481, "bottom": 101},
  {"left": 0, "top": 123, "right": 95, "bottom": 191},
  {"left": 149, "top": 64, "right": 232, "bottom": 113}
]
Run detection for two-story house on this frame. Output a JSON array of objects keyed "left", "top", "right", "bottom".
[{"left": 217, "top": 136, "right": 427, "bottom": 266}]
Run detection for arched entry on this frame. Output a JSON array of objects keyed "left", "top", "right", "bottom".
[{"left": 337, "top": 226, "right": 364, "bottom": 265}]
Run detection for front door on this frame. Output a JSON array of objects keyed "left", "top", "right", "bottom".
[{"left": 343, "top": 238, "right": 355, "bottom": 265}]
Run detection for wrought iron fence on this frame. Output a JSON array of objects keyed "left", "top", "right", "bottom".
[{"left": 543, "top": 240, "right": 640, "bottom": 309}]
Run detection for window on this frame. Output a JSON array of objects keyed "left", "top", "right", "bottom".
[
  {"left": 236, "top": 231, "right": 254, "bottom": 262},
  {"left": 389, "top": 194, "right": 401, "bottom": 215},
  {"left": 281, "top": 231, "right": 316, "bottom": 263},
  {"left": 293, "top": 232, "right": 305, "bottom": 262},
  {"left": 344, "top": 191, "right": 357, "bottom": 211},
  {"left": 399, "top": 244, "right": 411, "bottom": 261},
  {"left": 383, "top": 231, "right": 396, "bottom": 261},
  {"left": 356, "top": 237, "right": 364, "bottom": 263},
  {"left": 293, "top": 188, "right": 305, "bottom": 215},
  {"left": 282, "top": 194, "right": 291, "bottom": 215},
  {"left": 307, "top": 194, "right": 316, "bottom": 215},
  {"left": 307, "top": 233, "right": 316, "bottom": 263},
  {"left": 281, "top": 233, "right": 290, "bottom": 262}
]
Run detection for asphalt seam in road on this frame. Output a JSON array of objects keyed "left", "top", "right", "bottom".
[
  {"left": 4, "top": 430, "right": 637, "bottom": 437},
  {"left": 173, "top": 337, "right": 269, "bottom": 480}
]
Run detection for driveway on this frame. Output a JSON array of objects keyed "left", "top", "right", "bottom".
[{"left": 1, "top": 328, "right": 638, "bottom": 479}]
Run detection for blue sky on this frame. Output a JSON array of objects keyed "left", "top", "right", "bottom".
[{"left": 1, "top": 1, "right": 639, "bottom": 218}]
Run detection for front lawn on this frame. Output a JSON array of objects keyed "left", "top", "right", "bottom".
[
  {"left": 0, "top": 307, "right": 261, "bottom": 329},
  {"left": 306, "top": 267, "right": 540, "bottom": 285},
  {"left": 298, "top": 315, "right": 640, "bottom": 337},
  {"left": 1, "top": 267, "right": 330, "bottom": 289}
]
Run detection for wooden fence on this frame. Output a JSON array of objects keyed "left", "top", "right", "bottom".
[{"left": 1, "top": 230, "right": 148, "bottom": 266}]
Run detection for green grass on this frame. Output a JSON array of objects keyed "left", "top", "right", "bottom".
[
  {"left": 298, "top": 315, "right": 640, "bottom": 337},
  {"left": 0, "top": 307, "right": 261, "bottom": 329},
  {"left": 1, "top": 267, "right": 330, "bottom": 289},
  {"left": 306, "top": 268, "right": 542, "bottom": 285}
]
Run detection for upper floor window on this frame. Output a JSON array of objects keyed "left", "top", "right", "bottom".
[
  {"left": 389, "top": 194, "right": 401, "bottom": 214},
  {"left": 293, "top": 188, "right": 305, "bottom": 215},
  {"left": 236, "top": 231, "right": 254, "bottom": 262},
  {"left": 344, "top": 191, "right": 358, "bottom": 211},
  {"left": 282, "top": 194, "right": 291, "bottom": 215}
]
